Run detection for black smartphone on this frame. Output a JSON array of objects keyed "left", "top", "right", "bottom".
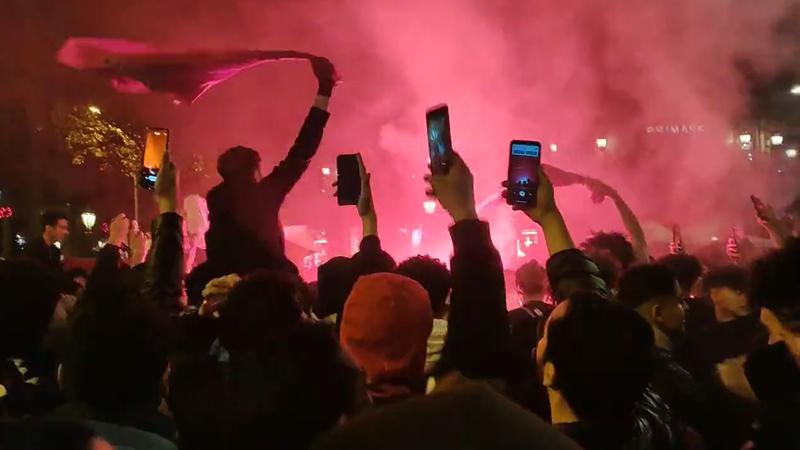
[
  {"left": 507, "top": 140, "right": 542, "bottom": 207},
  {"left": 426, "top": 104, "right": 453, "bottom": 174},
  {"left": 139, "top": 127, "right": 169, "bottom": 190},
  {"left": 336, "top": 154, "right": 361, "bottom": 206}
]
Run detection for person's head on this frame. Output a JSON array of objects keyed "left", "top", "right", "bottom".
[
  {"left": 515, "top": 259, "right": 548, "bottom": 301},
  {"left": 704, "top": 265, "right": 752, "bottom": 321},
  {"left": 40, "top": 211, "right": 69, "bottom": 243},
  {"left": 588, "top": 252, "right": 621, "bottom": 292},
  {"left": 219, "top": 270, "right": 306, "bottom": 357},
  {"left": 225, "top": 323, "right": 362, "bottom": 450},
  {"left": 340, "top": 273, "right": 432, "bottom": 400},
  {"left": 749, "top": 238, "right": 800, "bottom": 359},
  {"left": 658, "top": 254, "right": 703, "bottom": 298},
  {"left": 581, "top": 232, "right": 636, "bottom": 271},
  {"left": 62, "top": 299, "right": 169, "bottom": 415},
  {"left": 618, "top": 264, "right": 685, "bottom": 338},
  {"left": 315, "top": 257, "right": 358, "bottom": 322},
  {"left": 536, "top": 292, "right": 654, "bottom": 423},
  {"left": 396, "top": 255, "right": 451, "bottom": 318},
  {"left": 217, "top": 146, "right": 261, "bottom": 183},
  {"left": 0, "top": 260, "right": 61, "bottom": 360}
]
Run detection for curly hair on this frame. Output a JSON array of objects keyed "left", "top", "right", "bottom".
[{"left": 581, "top": 231, "right": 636, "bottom": 270}]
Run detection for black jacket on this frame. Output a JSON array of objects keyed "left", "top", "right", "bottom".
[
  {"left": 651, "top": 347, "right": 709, "bottom": 437},
  {"left": 205, "top": 106, "right": 330, "bottom": 275},
  {"left": 23, "top": 236, "right": 62, "bottom": 273}
]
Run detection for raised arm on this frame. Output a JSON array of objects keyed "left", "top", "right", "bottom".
[
  {"left": 141, "top": 149, "right": 185, "bottom": 313},
  {"left": 426, "top": 153, "right": 511, "bottom": 380},
  {"left": 585, "top": 177, "right": 649, "bottom": 263},
  {"left": 347, "top": 155, "right": 395, "bottom": 274},
  {"left": 506, "top": 169, "right": 610, "bottom": 302},
  {"left": 261, "top": 57, "right": 339, "bottom": 201}
]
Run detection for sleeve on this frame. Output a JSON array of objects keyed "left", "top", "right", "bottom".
[
  {"left": 141, "top": 212, "right": 185, "bottom": 313},
  {"left": 435, "top": 219, "right": 513, "bottom": 380},
  {"left": 351, "top": 235, "right": 396, "bottom": 276},
  {"left": 545, "top": 249, "right": 611, "bottom": 302},
  {"left": 261, "top": 106, "right": 331, "bottom": 202}
]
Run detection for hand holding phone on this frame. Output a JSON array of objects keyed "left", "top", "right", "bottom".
[
  {"left": 506, "top": 140, "right": 542, "bottom": 208},
  {"left": 426, "top": 104, "right": 453, "bottom": 174},
  {"left": 139, "top": 128, "right": 169, "bottom": 190}
]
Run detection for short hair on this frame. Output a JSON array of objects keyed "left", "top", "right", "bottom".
[
  {"left": 217, "top": 146, "right": 260, "bottom": 181},
  {"left": 226, "top": 323, "right": 360, "bottom": 450},
  {"left": 40, "top": 211, "right": 68, "bottom": 231},
  {"left": 396, "top": 255, "right": 451, "bottom": 316},
  {"left": 0, "top": 260, "right": 61, "bottom": 359},
  {"left": 586, "top": 252, "right": 620, "bottom": 290},
  {"left": 617, "top": 264, "right": 678, "bottom": 309},
  {"left": 581, "top": 232, "right": 636, "bottom": 269},
  {"left": 704, "top": 265, "right": 749, "bottom": 294},
  {"left": 514, "top": 259, "right": 547, "bottom": 297},
  {"left": 658, "top": 254, "right": 703, "bottom": 295},
  {"left": 219, "top": 270, "right": 305, "bottom": 356},
  {"left": 750, "top": 238, "right": 800, "bottom": 333},
  {"left": 545, "top": 292, "right": 655, "bottom": 421},
  {"left": 63, "top": 297, "right": 169, "bottom": 414}
]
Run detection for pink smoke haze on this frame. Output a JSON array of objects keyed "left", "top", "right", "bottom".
[{"left": 4, "top": 0, "right": 800, "bottom": 272}]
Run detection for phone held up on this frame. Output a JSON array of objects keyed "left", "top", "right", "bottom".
[
  {"left": 426, "top": 104, "right": 454, "bottom": 174},
  {"left": 507, "top": 140, "right": 542, "bottom": 208},
  {"left": 139, "top": 128, "right": 169, "bottom": 190},
  {"left": 336, "top": 154, "right": 361, "bottom": 206}
]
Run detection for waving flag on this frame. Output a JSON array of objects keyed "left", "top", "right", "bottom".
[{"left": 57, "top": 37, "right": 317, "bottom": 104}]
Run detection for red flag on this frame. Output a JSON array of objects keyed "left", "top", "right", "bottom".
[{"left": 57, "top": 37, "right": 316, "bottom": 104}]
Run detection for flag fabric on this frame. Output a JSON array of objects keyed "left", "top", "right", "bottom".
[{"left": 57, "top": 37, "right": 317, "bottom": 104}]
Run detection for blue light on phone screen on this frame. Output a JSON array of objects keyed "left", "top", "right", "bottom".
[{"left": 511, "top": 143, "right": 540, "bottom": 157}]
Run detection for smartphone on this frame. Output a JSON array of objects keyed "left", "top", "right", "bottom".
[
  {"left": 336, "top": 154, "right": 361, "bottom": 206},
  {"left": 139, "top": 127, "right": 169, "bottom": 190},
  {"left": 507, "top": 140, "right": 542, "bottom": 207},
  {"left": 426, "top": 104, "right": 453, "bottom": 174}
]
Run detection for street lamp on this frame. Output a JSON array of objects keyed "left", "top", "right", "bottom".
[
  {"left": 595, "top": 138, "right": 608, "bottom": 150},
  {"left": 786, "top": 148, "right": 798, "bottom": 159},
  {"left": 550, "top": 143, "right": 558, "bottom": 153},
  {"left": 321, "top": 167, "right": 331, "bottom": 176},
  {"left": 738, "top": 133, "right": 752, "bottom": 150},
  {"left": 770, "top": 134, "right": 784, "bottom": 146},
  {"left": 423, "top": 200, "right": 437, "bottom": 214},
  {"left": 791, "top": 84, "right": 800, "bottom": 96},
  {"left": 81, "top": 211, "right": 97, "bottom": 232}
]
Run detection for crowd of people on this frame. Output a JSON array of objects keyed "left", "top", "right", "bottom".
[{"left": 1, "top": 57, "right": 799, "bottom": 450}]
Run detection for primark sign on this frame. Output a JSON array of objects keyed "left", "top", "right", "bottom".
[{"left": 646, "top": 124, "right": 705, "bottom": 134}]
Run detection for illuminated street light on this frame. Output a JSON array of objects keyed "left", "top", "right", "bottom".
[
  {"left": 738, "top": 133, "right": 752, "bottom": 145},
  {"left": 87, "top": 105, "right": 102, "bottom": 115},
  {"left": 595, "top": 138, "right": 608, "bottom": 150},
  {"left": 81, "top": 211, "right": 97, "bottom": 232},
  {"left": 550, "top": 144, "right": 558, "bottom": 153},
  {"left": 791, "top": 84, "right": 800, "bottom": 95},
  {"left": 423, "top": 200, "right": 437, "bottom": 214},
  {"left": 770, "top": 134, "right": 784, "bottom": 146},
  {"left": 786, "top": 148, "right": 799, "bottom": 158},
  {"left": 321, "top": 167, "right": 331, "bottom": 176}
]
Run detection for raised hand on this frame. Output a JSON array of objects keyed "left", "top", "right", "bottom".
[
  {"left": 108, "top": 213, "right": 131, "bottom": 247},
  {"left": 584, "top": 177, "right": 617, "bottom": 204},
  {"left": 200, "top": 274, "right": 242, "bottom": 318},
  {"left": 128, "top": 225, "right": 152, "bottom": 266},
  {"left": 356, "top": 154, "right": 375, "bottom": 219},
  {"left": 502, "top": 168, "right": 557, "bottom": 224},
  {"left": 310, "top": 57, "right": 341, "bottom": 96},
  {"left": 424, "top": 152, "right": 477, "bottom": 222},
  {"left": 155, "top": 149, "right": 178, "bottom": 214}
]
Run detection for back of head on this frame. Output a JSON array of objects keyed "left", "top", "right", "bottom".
[
  {"left": 315, "top": 257, "right": 358, "bottom": 320},
  {"left": 40, "top": 210, "right": 68, "bottom": 232},
  {"left": 658, "top": 254, "right": 703, "bottom": 296},
  {"left": 750, "top": 238, "right": 800, "bottom": 333},
  {"left": 396, "top": 255, "right": 451, "bottom": 317},
  {"left": 514, "top": 259, "right": 547, "bottom": 298},
  {"left": 340, "top": 273, "right": 433, "bottom": 392},
  {"left": 216, "top": 146, "right": 260, "bottom": 182},
  {"left": 226, "top": 323, "right": 360, "bottom": 450},
  {"left": 581, "top": 231, "right": 636, "bottom": 270},
  {"left": 587, "top": 252, "right": 620, "bottom": 291},
  {"left": 63, "top": 298, "right": 168, "bottom": 415},
  {"left": 545, "top": 292, "right": 655, "bottom": 421},
  {"left": 617, "top": 263, "right": 679, "bottom": 309},
  {"left": 219, "top": 270, "right": 305, "bottom": 356},
  {"left": 704, "top": 264, "right": 749, "bottom": 294},
  {"left": 0, "top": 260, "right": 61, "bottom": 359}
]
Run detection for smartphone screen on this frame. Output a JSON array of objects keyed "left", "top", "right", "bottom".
[
  {"left": 507, "top": 140, "right": 542, "bottom": 207},
  {"left": 426, "top": 104, "right": 453, "bottom": 174},
  {"left": 139, "top": 128, "right": 169, "bottom": 190},
  {"left": 336, "top": 154, "right": 361, "bottom": 206}
]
